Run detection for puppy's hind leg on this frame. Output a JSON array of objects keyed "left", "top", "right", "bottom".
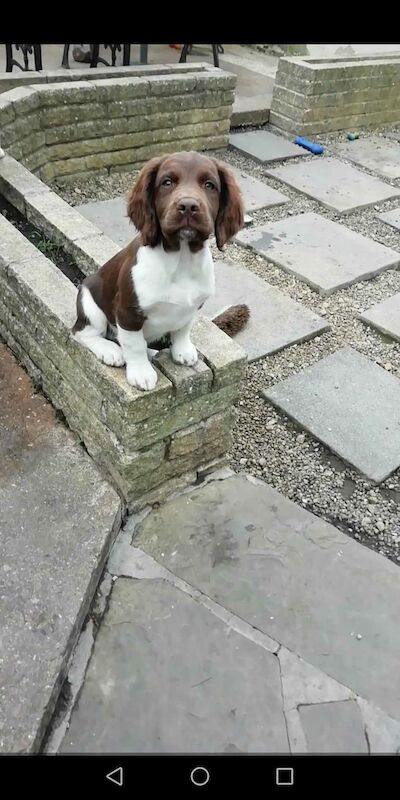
[{"left": 72, "top": 285, "right": 125, "bottom": 367}]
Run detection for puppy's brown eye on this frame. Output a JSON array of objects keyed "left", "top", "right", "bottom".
[
  {"left": 161, "top": 178, "right": 172, "bottom": 187},
  {"left": 205, "top": 180, "right": 215, "bottom": 190}
]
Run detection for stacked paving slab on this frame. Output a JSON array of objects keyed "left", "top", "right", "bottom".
[{"left": 270, "top": 54, "right": 400, "bottom": 135}]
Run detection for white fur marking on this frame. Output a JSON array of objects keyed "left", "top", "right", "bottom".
[
  {"left": 117, "top": 325, "right": 157, "bottom": 391},
  {"left": 170, "top": 317, "right": 198, "bottom": 366},
  {"left": 133, "top": 241, "right": 215, "bottom": 344},
  {"left": 74, "top": 286, "right": 125, "bottom": 366}
]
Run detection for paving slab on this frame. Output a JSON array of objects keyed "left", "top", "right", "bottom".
[
  {"left": 236, "top": 212, "right": 400, "bottom": 294},
  {"left": 278, "top": 648, "right": 353, "bottom": 712},
  {"left": 228, "top": 165, "right": 289, "bottom": 211},
  {"left": 133, "top": 474, "right": 400, "bottom": 720},
  {"left": 202, "top": 259, "right": 329, "bottom": 360},
  {"left": 263, "top": 347, "right": 400, "bottom": 482},
  {"left": 267, "top": 158, "right": 400, "bottom": 213},
  {"left": 378, "top": 207, "right": 400, "bottom": 232},
  {"left": 299, "top": 701, "right": 368, "bottom": 753},
  {"left": 356, "top": 697, "right": 400, "bottom": 753},
  {"left": 229, "top": 130, "right": 306, "bottom": 163},
  {"left": 0, "top": 343, "right": 122, "bottom": 753},
  {"left": 334, "top": 136, "right": 400, "bottom": 180},
  {"left": 360, "top": 292, "right": 400, "bottom": 342},
  {"left": 61, "top": 578, "right": 289, "bottom": 753},
  {"left": 76, "top": 196, "right": 136, "bottom": 248}
]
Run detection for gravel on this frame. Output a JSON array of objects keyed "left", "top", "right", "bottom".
[{"left": 55, "top": 124, "right": 400, "bottom": 565}]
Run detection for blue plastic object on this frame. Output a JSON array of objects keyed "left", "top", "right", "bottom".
[{"left": 294, "top": 137, "right": 324, "bottom": 155}]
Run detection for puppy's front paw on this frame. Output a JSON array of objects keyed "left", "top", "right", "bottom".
[
  {"left": 126, "top": 362, "right": 158, "bottom": 391},
  {"left": 96, "top": 340, "right": 125, "bottom": 367},
  {"left": 171, "top": 341, "right": 198, "bottom": 367}
]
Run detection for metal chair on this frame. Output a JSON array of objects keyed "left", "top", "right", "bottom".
[
  {"left": 179, "top": 44, "right": 224, "bottom": 68},
  {"left": 5, "top": 44, "right": 42, "bottom": 72},
  {"left": 61, "top": 44, "right": 150, "bottom": 68}
]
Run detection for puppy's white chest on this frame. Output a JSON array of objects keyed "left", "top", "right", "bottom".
[
  {"left": 133, "top": 243, "right": 215, "bottom": 338},
  {"left": 162, "top": 271, "right": 209, "bottom": 308}
]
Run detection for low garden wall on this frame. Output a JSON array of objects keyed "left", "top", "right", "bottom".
[
  {"left": 0, "top": 63, "right": 235, "bottom": 183},
  {"left": 0, "top": 145, "right": 246, "bottom": 511},
  {"left": 270, "top": 54, "right": 400, "bottom": 135}
]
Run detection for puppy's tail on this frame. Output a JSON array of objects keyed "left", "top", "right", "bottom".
[{"left": 212, "top": 304, "right": 250, "bottom": 337}]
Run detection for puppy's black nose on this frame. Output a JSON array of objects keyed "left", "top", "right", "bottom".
[{"left": 177, "top": 198, "right": 200, "bottom": 215}]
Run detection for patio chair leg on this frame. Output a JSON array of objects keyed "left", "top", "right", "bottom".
[
  {"left": 61, "top": 44, "right": 70, "bottom": 68},
  {"left": 179, "top": 44, "right": 191, "bottom": 63},
  {"left": 212, "top": 44, "right": 220, "bottom": 68},
  {"left": 33, "top": 44, "right": 42, "bottom": 71}
]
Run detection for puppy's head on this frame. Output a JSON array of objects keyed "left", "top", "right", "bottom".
[{"left": 127, "top": 151, "right": 244, "bottom": 250}]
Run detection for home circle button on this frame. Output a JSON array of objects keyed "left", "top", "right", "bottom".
[{"left": 190, "top": 766, "right": 210, "bottom": 786}]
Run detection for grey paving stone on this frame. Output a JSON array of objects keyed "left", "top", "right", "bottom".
[
  {"left": 360, "top": 292, "right": 400, "bottom": 342},
  {"left": 263, "top": 347, "right": 400, "bottom": 482},
  {"left": 299, "top": 701, "right": 368, "bottom": 753},
  {"left": 285, "top": 709, "right": 308, "bottom": 753},
  {"left": 228, "top": 165, "right": 289, "bottom": 211},
  {"left": 236, "top": 212, "right": 400, "bottom": 295},
  {"left": 202, "top": 260, "right": 329, "bottom": 360},
  {"left": 76, "top": 196, "right": 136, "bottom": 247},
  {"left": 133, "top": 474, "right": 400, "bottom": 719},
  {"left": 378, "top": 207, "right": 400, "bottom": 232},
  {"left": 278, "top": 648, "right": 353, "bottom": 712},
  {"left": 267, "top": 158, "right": 400, "bottom": 213},
  {"left": 61, "top": 578, "right": 289, "bottom": 753},
  {"left": 357, "top": 698, "right": 400, "bottom": 754},
  {"left": 334, "top": 136, "right": 400, "bottom": 179},
  {"left": 229, "top": 130, "right": 306, "bottom": 163},
  {"left": 0, "top": 344, "right": 121, "bottom": 753}
]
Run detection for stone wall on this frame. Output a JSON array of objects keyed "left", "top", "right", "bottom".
[
  {"left": 0, "top": 68, "right": 244, "bottom": 510},
  {"left": 270, "top": 54, "right": 400, "bottom": 136},
  {"left": 0, "top": 63, "right": 204, "bottom": 94},
  {"left": 0, "top": 64, "right": 235, "bottom": 183},
  {"left": 0, "top": 169, "right": 246, "bottom": 511}
]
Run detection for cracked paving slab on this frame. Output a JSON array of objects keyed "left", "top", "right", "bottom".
[
  {"left": 60, "top": 578, "right": 289, "bottom": 754},
  {"left": 131, "top": 475, "right": 400, "bottom": 721},
  {"left": 56, "top": 474, "right": 400, "bottom": 754},
  {"left": 298, "top": 700, "right": 369, "bottom": 753}
]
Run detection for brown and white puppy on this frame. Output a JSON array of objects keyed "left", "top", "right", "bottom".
[{"left": 72, "top": 151, "right": 248, "bottom": 391}]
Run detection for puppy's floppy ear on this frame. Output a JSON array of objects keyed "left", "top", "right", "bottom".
[
  {"left": 212, "top": 159, "right": 244, "bottom": 250},
  {"left": 127, "top": 156, "right": 165, "bottom": 246}
]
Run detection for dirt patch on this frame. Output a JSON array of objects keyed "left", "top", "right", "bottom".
[{"left": 0, "top": 343, "right": 56, "bottom": 478}]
